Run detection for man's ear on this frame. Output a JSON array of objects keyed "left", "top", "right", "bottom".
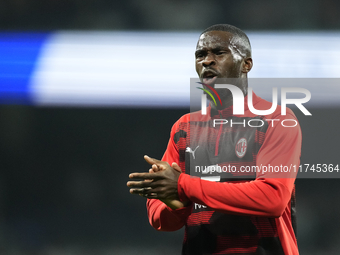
[{"left": 242, "top": 57, "right": 253, "bottom": 73}]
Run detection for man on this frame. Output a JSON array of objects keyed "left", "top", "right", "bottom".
[{"left": 127, "top": 24, "right": 301, "bottom": 255}]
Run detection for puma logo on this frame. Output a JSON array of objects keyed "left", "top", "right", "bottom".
[{"left": 186, "top": 146, "right": 199, "bottom": 159}]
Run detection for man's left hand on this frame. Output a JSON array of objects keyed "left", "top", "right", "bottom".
[{"left": 127, "top": 156, "right": 181, "bottom": 200}]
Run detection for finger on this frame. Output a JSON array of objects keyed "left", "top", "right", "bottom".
[
  {"left": 129, "top": 172, "right": 162, "bottom": 180},
  {"left": 129, "top": 187, "right": 152, "bottom": 195},
  {"left": 153, "top": 163, "right": 167, "bottom": 172},
  {"left": 150, "top": 164, "right": 160, "bottom": 173},
  {"left": 149, "top": 164, "right": 161, "bottom": 172},
  {"left": 147, "top": 169, "right": 155, "bottom": 182},
  {"left": 171, "top": 162, "right": 182, "bottom": 173},
  {"left": 137, "top": 192, "right": 158, "bottom": 199},
  {"left": 144, "top": 156, "right": 170, "bottom": 172},
  {"left": 145, "top": 192, "right": 158, "bottom": 199},
  {"left": 127, "top": 181, "right": 155, "bottom": 188},
  {"left": 144, "top": 155, "right": 163, "bottom": 165},
  {"left": 140, "top": 187, "right": 167, "bottom": 199},
  {"left": 130, "top": 188, "right": 147, "bottom": 195},
  {"left": 138, "top": 193, "right": 155, "bottom": 198}
]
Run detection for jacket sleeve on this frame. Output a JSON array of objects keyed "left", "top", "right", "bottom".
[
  {"left": 177, "top": 112, "right": 301, "bottom": 218},
  {"left": 146, "top": 117, "right": 193, "bottom": 231}
]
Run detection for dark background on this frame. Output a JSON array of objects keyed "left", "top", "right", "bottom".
[
  {"left": 0, "top": 106, "right": 339, "bottom": 254},
  {"left": 1, "top": 1, "right": 340, "bottom": 254},
  {"left": 1, "top": 0, "right": 340, "bottom": 31}
]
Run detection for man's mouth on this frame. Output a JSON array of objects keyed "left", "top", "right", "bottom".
[{"left": 202, "top": 72, "right": 218, "bottom": 85}]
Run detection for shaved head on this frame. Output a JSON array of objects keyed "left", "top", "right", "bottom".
[{"left": 201, "top": 24, "right": 251, "bottom": 59}]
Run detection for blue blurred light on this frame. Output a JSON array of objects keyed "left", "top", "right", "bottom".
[
  {"left": 0, "top": 32, "right": 49, "bottom": 104},
  {"left": 1, "top": 31, "right": 340, "bottom": 107}
]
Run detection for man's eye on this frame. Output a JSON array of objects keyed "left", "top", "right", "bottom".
[
  {"left": 196, "top": 54, "right": 204, "bottom": 58},
  {"left": 215, "top": 51, "right": 226, "bottom": 55}
]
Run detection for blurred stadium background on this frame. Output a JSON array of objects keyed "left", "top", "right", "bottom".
[{"left": 1, "top": 0, "right": 340, "bottom": 254}]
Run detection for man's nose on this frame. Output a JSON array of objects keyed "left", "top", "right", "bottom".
[{"left": 202, "top": 53, "right": 215, "bottom": 67}]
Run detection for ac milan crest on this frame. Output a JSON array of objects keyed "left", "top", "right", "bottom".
[{"left": 235, "top": 137, "right": 247, "bottom": 158}]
